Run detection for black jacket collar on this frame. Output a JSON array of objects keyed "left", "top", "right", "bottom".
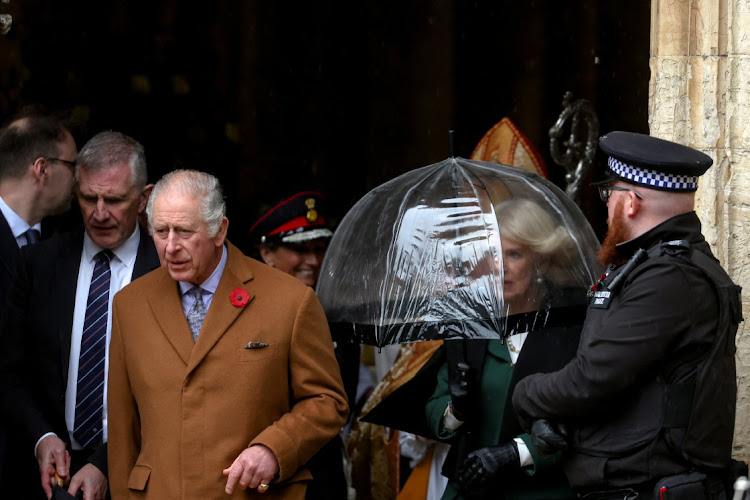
[{"left": 615, "top": 211, "right": 710, "bottom": 259}]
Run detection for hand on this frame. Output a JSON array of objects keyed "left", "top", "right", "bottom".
[
  {"left": 67, "top": 463, "right": 108, "bottom": 500},
  {"left": 530, "top": 419, "right": 569, "bottom": 457},
  {"left": 448, "top": 361, "right": 472, "bottom": 420},
  {"left": 223, "top": 444, "right": 279, "bottom": 495},
  {"left": 36, "top": 435, "right": 71, "bottom": 499},
  {"left": 458, "top": 441, "right": 520, "bottom": 490}
]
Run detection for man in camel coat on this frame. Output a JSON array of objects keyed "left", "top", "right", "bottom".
[{"left": 107, "top": 169, "right": 348, "bottom": 499}]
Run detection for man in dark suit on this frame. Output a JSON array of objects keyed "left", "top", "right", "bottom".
[
  {"left": 0, "top": 112, "right": 78, "bottom": 498},
  {"left": 1, "top": 131, "right": 159, "bottom": 500},
  {"left": 0, "top": 113, "right": 77, "bottom": 334}
]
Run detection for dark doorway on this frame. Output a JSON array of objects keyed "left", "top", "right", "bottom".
[{"left": 0, "top": 0, "right": 650, "bottom": 248}]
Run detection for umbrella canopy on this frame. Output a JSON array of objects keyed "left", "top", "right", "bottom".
[{"left": 316, "top": 157, "right": 602, "bottom": 347}]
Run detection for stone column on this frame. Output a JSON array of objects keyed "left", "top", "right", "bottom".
[{"left": 651, "top": 0, "right": 749, "bottom": 462}]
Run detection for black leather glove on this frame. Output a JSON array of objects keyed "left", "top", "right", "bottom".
[
  {"left": 448, "top": 361, "right": 472, "bottom": 420},
  {"left": 530, "top": 419, "right": 569, "bottom": 457},
  {"left": 457, "top": 441, "right": 520, "bottom": 490}
]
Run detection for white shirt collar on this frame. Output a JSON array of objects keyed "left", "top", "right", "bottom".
[
  {"left": 0, "top": 194, "right": 41, "bottom": 239},
  {"left": 82, "top": 225, "right": 141, "bottom": 266}
]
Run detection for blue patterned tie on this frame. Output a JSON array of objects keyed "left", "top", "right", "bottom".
[
  {"left": 24, "top": 228, "right": 40, "bottom": 245},
  {"left": 73, "top": 250, "right": 112, "bottom": 449}
]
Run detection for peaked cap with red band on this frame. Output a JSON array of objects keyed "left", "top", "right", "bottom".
[{"left": 249, "top": 191, "right": 333, "bottom": 245}]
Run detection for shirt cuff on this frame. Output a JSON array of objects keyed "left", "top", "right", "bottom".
[
  {"left": 442, "top": 404, "right": 464, "bottom": 431},
  {"left": 34, "top": 432, "right": 58, "bottom": 458},
  {"left": 514, "top": 437, "right": 533, "bottom": 467}
]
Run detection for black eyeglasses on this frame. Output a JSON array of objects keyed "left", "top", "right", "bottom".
[
  {"left": 46, "top": 157, "right": 76, "bottom": 170},
  {"left": 598, "top": 185, "right": 644, "bottom": 203}
]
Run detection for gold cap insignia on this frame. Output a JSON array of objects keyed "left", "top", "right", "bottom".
[{"left": 305, "top": 198, "right": 318, "bottom": 223}]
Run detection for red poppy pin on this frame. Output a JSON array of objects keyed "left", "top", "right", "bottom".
[{"left": 230, "top": 288, "right": 249, "bottom": 307}]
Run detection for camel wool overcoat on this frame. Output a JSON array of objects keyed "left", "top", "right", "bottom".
[{"left": 107, "top": 242, "right": 348, "bottom": 499}]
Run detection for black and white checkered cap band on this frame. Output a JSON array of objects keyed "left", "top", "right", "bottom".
[{"left": 608, "top": 157, "right": 699, "bottom": 191}]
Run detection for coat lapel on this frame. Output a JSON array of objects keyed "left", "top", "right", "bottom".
[
  {"left": 148, "top": 270, "right": 195, "bottom": 366},
  {"left": 186, "top": 243, "right": 255, "bottom": 375}
]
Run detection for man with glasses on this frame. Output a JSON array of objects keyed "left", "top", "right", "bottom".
[
  {"left": 0, "top": 112, "right": 77, "bottom": 496},
  {"left": 0, "top": 113, "right": 77, "bottom": 314},
  {"left": 512, "top": 131, "right": 743, "bottom": 499}
]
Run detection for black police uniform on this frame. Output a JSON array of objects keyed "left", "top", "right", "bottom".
[
  {"left": 512, "top": 132, "right": 743, "bottom": 499},
  {"left": 514, "top": 212, "right": 737, "bottom": 489}
]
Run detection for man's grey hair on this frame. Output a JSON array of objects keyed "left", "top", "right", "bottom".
[
  {"left": 146, "top": 169, "right": 226, "bottom": 237},
  {"left": 76, "top": 131, "right": 147, "bottom": 189}
]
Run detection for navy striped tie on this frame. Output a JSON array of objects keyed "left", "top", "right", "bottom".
[
  {"left": 73, "top": 250, "right": 113, "bottom": 449},
  {"left": 24, "top": 228, "right": 40, "bottom": 245}
]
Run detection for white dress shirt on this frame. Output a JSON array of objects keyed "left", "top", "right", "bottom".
[
  {"left": 35, "top": 227, "right": 141, "bottom": 454},
  {"left": 0, "top": 194, "right": 41, "bottom": 248}
]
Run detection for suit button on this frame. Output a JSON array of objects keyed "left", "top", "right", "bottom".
[{"left": 60, "top": 394, "right": 65, "bottom": 402}]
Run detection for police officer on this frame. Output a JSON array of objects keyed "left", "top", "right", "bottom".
[
  {"left": 249, "top": 191, "right": 356, "bottom": 500},
  {"left": 512, "top": 131, "right": 743, "bottom": 499}
]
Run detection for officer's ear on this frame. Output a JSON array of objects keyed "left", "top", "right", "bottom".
[
  {"left": 259, "top": 245, "right": 275, "bottom": 267},
  {"left": 624, "top": 190, "right": 642, "bottom": 218}
]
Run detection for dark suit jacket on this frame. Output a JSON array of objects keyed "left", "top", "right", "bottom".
[
  {"left": 0, "top": 225, "right": 159, "bottom": 478},
  {"left": 0, "top": 211, "right": 25, "bottom": 494},
  {"left": 0, "top": 211, "right": 21, "bottom": 334}
]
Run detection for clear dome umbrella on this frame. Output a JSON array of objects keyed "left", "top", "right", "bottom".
[{"left": 316, "top": 157, "right": 603, "bottom": 348}]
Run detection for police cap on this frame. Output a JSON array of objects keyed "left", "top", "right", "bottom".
[
  {"left": 598, "top": 131, "right": 713, "bottom": 192},
  {"left": 249, "top": 191, "right": 333, "bottom": 245}
]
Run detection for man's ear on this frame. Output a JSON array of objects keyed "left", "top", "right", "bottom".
[
  {"left": 214, "top": 217, "right": 229, "bottom": 247},
  {"left": 138, "top": 183, "right": 154, "bottom": 213},
  {"left": 31, "top": 157, "right": 47, "bottom": 183}
]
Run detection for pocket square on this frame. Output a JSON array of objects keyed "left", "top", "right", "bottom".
[{"left": 245, "top": 341, "right": 268, "bottom": 349}]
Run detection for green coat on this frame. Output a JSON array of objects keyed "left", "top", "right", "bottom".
[{"left": 425, "top": 339, "right": 574, "bottom": 500}]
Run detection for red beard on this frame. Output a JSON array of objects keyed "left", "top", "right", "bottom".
[{"left": 598, "top": 199, "right": 630, "bottom": 267}]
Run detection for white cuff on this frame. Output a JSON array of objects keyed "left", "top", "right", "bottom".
[
  {"left": 34, "top": 432, "right": 57, "bottom": 458},
  {"left": 514, "top": 437, "right": 533, "bottom": 467},
  {"left": 442, "top": 404, "right": 464, "bottom": 431}
]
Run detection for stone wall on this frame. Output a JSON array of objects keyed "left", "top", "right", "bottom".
[{"left": 650, "top": 0, "right": 750, "bottom": 461}]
